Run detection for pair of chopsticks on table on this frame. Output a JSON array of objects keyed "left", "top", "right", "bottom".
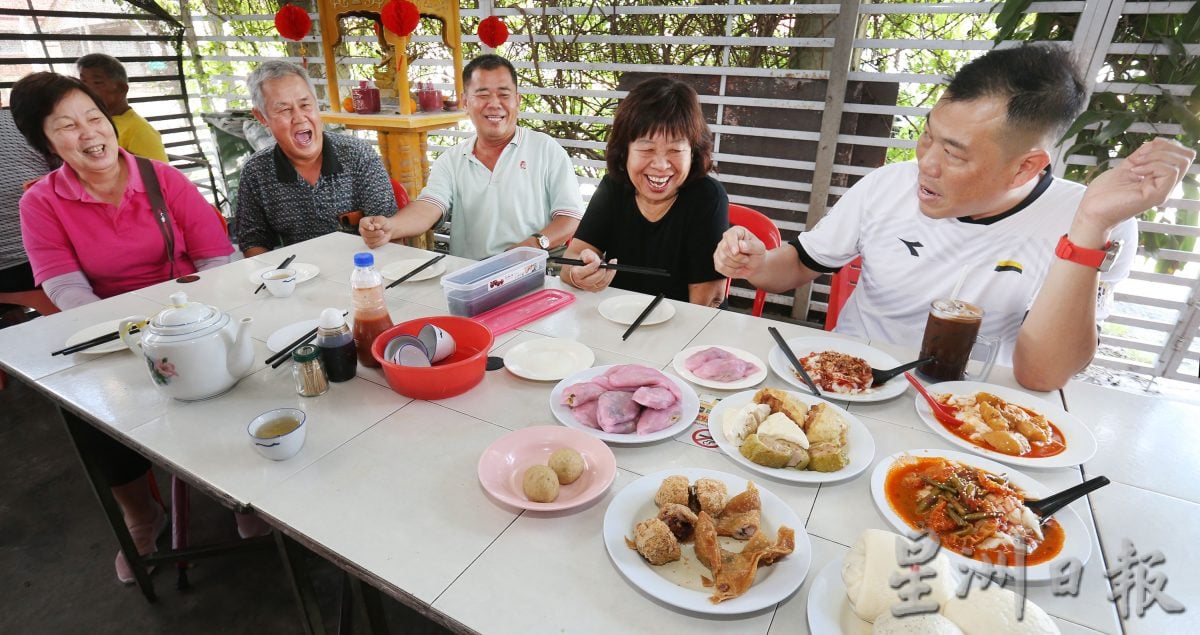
[
  {"left": 621, "top": 293, "right": 665, "bottom": 341},
  {"left": 264, "top": 311, "right": 349, "bottom": 369},
  {"left": 768, "top": 326, "right": 821, "bottom": 397},
  {"left": 253, "top": 254, "right": 297, "bottom": 294},
  {"left": 550, "top": 257, "right": 669, "bottom": 278},
  {"left": 385, "top": 253, "right": 446, "bottom": 289},
  {"left": 50, "top": 326, "right": 140, "bottom": 356}
]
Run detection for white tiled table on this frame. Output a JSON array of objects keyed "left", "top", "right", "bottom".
[{"left": 2, "top": 231, "right": 1193, "bottom": 634}]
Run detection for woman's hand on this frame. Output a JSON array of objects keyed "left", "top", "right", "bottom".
[{"left": 566, "top": 248, "right": 616, "bottom": 292}]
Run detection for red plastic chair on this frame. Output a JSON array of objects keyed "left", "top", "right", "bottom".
[
  {"left": 824, "top": 256, "right": 862, "bottom": 330},
  {"left": 390, "top": 178, "right": 411, "bottom": 208},
  {"left": 726, "top": 204, "right": 782, "bottom": 317}
]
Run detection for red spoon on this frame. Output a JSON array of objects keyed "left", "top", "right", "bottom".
[{"left": 904, "top": 372, "right": 960, "bottom": 427}]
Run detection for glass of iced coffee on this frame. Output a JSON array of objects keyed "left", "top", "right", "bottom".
[{"left": 917, "top": 299, "right": 998, "bottom": 382}]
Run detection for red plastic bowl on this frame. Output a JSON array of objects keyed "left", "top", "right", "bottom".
[{"left": 371, "top": 316, "right": 494, "bottom": 400}]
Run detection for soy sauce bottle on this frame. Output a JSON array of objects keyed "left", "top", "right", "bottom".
[{"left": 316, "top": 307, "right": 357, "bottom": 382}]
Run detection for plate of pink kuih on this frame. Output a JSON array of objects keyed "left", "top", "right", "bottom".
[
  {"left": 550, "top": 364, "right": 701, "bottom": 444},
  {"left": 671, "top": 345, "right": 768, "bottom": 391}
]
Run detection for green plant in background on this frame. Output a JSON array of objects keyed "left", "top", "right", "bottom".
[{"left": 995, "top": 0, "right": 1200, "bottom": 274}]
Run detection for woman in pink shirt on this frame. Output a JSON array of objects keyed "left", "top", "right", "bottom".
[{"left": 9, "top": 72, "right": 239, "bottom": 585}]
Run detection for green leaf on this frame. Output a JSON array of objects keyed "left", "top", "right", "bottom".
[
  {"left": 1182, "top": 1, "right": 1200, "bottom": 42},
  {"left": 1093, "top": 114, "right": 1136, "bottom": 145},
  {"left": 993, "top": 0, "right": 1036, "bottom": 42},
  {"left": 1060, "top": 110, "right": 1111, "bottom": 144}
]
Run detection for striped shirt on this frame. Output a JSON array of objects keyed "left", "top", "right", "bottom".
[
  {"left": 235, "top": 132, "right": 396, "bottom": 252},
  {"left": 0, "top": 109, "right": 50, "bottom": 271}
]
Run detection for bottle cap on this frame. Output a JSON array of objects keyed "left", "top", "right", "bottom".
[
  {"left": 292, "top": 344, "right": 320, "bottom": 362},
  {"left": 354, "top": 252, "right": 374, "bottom": 267},
  {"left": 318, "top": 307, "right": 345, "bottom": 329}
]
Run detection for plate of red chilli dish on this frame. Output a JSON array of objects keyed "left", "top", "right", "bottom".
[
  {"left": 870, "top": 449, "right": 1090, "bottom": 582},
  {"left": 913, "top": 381, "right": 1097, "bottom": 469},
  {"left": 767, "top": 336, "right": 909, "bottom": 403}
]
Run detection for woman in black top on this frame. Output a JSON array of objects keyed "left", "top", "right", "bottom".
[{"left": 560, "top": 77, "right": 729, "bottom": 305}]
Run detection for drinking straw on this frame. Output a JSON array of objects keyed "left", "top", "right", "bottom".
[{"left": 949, "top": 264, "right": 971, "bottom": 301}]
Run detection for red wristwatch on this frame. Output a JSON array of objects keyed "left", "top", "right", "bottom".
[{"left": 1055, "top": 234, "right": 1121, "bottom": 272}]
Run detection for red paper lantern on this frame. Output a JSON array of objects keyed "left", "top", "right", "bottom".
[
  {"left": 478, "top": 16, "right": 509, "bottom": 48},
  {"left": 273, "top": 4, "right": 311, "bottom": 42},
  {"left": 381, "top": 0, "right": 420, "bottom": 37}
]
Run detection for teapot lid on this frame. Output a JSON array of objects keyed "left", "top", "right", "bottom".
[{"left": 150, "top": 292, "right": 222, "bottom": 335}]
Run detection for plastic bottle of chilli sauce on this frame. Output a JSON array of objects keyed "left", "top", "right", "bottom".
[
  {"left": 316, "top": 307, "right": 357, "bottom": 382},
  {"left": 350, "top": 253, "right": 394, "bottom": 368}
]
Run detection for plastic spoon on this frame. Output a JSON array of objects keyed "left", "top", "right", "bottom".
[
  {"left": 1026, "top": 476, "right": 1110, "bottom": 523},
  {"left": 904, "top": 372, "right": 960, "bottom": 427},
  {"left": 871, "top": 357, "right": 935, "bottom": 386}
]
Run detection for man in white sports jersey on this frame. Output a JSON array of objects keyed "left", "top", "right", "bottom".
[
  {"left": 714, "top": 44, "right": 1195, "bottom": 391},
  {"left": 359, "top": 54, "right": 583, "bottom": 259}
]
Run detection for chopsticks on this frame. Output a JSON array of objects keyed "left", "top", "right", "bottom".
[
  {"left": 51, "top": 326, "right": 140, "bottom": 356},
  {"left": 264, "top": 310, "right": 348, "bottom": 369},
  {"left": 622, "top": 293, "right": 664, "bottom": 341},
  {"left": 385, "top": 253, "right": 446, "bottom": 289},
  {"left": 550, "top": 257, "right": 670, "bottom": 278},
  {"left": 767, "top": 326, "right": 820, "bottom": 397},
  {"left": 254, "top": 254, "right": 296, "bottom": 294}
]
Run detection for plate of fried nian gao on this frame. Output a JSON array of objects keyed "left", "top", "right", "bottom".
[
  {"left": 603, "top": 468, "right": 812, "bottom": 614},
  {"left": 671, "top": 345, "right": 767, "bottom": 391},
  {"left": 871, "top": 449, "right": 1090, "bottom": 582},
  {"left": 805, "top": 528, "right": 1062, "bottom": 634},
  {"left": 914, "top": 380, "right": 1098, "bottom": 469},
  {"left": 767, "top": 336, "right": 909, "bottom": 402},
  {"left": 709, "top": 388, "right": 875, "bottom": 484},
  {"left": 551, "top": 364, "right": 699, "bottom": 444}
]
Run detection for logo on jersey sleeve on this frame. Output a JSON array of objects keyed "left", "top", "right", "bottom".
[
  {"left": 898, "top": 238, "right": 923, "bottom": 257},
  {"left": 994, "top": 260, "right": 1024, "bottom": 274}
]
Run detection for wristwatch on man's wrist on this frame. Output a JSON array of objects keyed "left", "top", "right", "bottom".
[
  {"left": 1055, "top": 234, "right": 1121, "bottom": 272},
  {"left": 532, "top": 233, "right": 551, "bottom": 250}
]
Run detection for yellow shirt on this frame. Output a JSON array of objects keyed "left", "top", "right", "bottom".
[{"left": 112, "top": 109, "right": 168, "bottom": 162}]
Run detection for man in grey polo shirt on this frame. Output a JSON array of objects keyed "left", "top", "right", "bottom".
[
  {"left": 359, "top": 54, "right": 583, "bottom": 260},
  {"left": 237, "top": 60, "right": 396, "bottom": 257}
]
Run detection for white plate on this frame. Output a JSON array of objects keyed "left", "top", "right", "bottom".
[
  {"left": 266, "top": 319, "right": 320, "bottom": 353},
  {"left": 913, "top": 380, "right": 1098, "bottom": 469},
  {"left": 671, "top": 345, "right": 768, "bottom": 391},
  {"left": 504, "top": 337, "right": 595, "bottom": 381},
  {"left": 380, "top": 258, "right": 446, "bottom": 283},
  {"left": 806, "top": 556, "right": 873, "bottom": 635},
  {"left": 767, "top": 336, "right": 910, "bottom": 403},
  {"left": 249, "top": 262, "right": 320, "bottom": 285},
  {"left": 62, "top": 319, "right": 128, "bottom": 355},
  {"left": 602, "top": 467, "right": 812, "bottom": 615},
  {"left": 597, "top": 294, "right": 676, "bottom": 326},
  {"left": 549, "top": 365, "right": 699, "bottom": 444},
  {"left": 869, "top": 449, "right": 1091, "bottom": 582},
  {"left": 709, "top": 389, "right": 875, "bottom": 484}
]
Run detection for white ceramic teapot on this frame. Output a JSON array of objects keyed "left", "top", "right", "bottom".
[{"left": 119, "top": 292, "right": 255, "bottom": 401}]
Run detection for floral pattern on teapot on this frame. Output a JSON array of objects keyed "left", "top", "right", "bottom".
[{"left": 146, "top": 355, "right": 179, "bottom": 386}]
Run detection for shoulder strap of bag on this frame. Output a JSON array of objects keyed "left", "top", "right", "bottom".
[{"left": 136, "top": 156, "right": 176, "bottom": 277}]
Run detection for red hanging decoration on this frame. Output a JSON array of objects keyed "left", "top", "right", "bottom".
[
  {"left": 273, "top": 4, "right": 311, "bottom": 42},
  {"left": 381, "top": 0, "right": 420, "bottom": 37},
  {"left": 477, "top": 16, "right": 509, "bottom": 48}
]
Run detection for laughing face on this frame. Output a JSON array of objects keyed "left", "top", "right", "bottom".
[
  {"left": 914, "top": 96, "right": 1036, "bottom": 220},
  {"left": 44, "top": 89, "right": 120, "bottom": 176},
  {"left": 626, "top": 132, "right": 692, "bottom": 207},
  {"left": 254, "top": 74, "right": 323, "bottom": 166},
  {"left": 465, "top": 66, "right": 518, "bottom": 146}
]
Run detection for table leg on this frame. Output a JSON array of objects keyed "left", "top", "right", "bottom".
[
  {"left": 351, "top": 575, "right": 389, "bottom": 634},
  {"left": 58, "top": 406, "right": 157, "bottom": 602},
  {"left": 275, "top": 531, "right": 328, "bottom": 635}
]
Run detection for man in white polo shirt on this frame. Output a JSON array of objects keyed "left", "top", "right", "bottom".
[{"left": 360, "top": 54, "right": 583, "bottom": 259}]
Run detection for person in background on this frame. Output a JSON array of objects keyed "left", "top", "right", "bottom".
[
  {"left": 75, "top": 53, "right": 169, "bottom": 162},
  {"left": 10, "top": 72, "right": 239, "bottom": 584},
  {"left": 0, "top": 92, "right": 50, "bottom": 309},
  {"left": 359, "top": 54, "right": 583, "bottom": 259},
  {"left": 236, "top": 60, "right": 396, "bottom": 256},
  {"left": 713, "top": 44, "right": 1195, "bottom": 391},
  {"left": 559, "top": 76, "right": 728, "bottom": 306}
]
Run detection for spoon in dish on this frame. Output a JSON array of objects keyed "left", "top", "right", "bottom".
[
  {"left": 904, "top": 372, "right": 960, "bottom": 427},
  {"left": 872, "top": 357, "right": 934, "bottom": 386},
  {"left": 1026, "top": 476, "right": 1110, "bottom": 523}
]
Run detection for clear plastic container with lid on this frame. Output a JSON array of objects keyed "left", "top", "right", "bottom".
[
  {"left": 351, "top": 252, "right": 394, "bottom": 368},
  {"left": 316, "top": 307, "right": 357, "bottom": 382}
]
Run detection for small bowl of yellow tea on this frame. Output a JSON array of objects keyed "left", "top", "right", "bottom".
[{"left": 247, "top": 408, "right": 306, "bottom": 460}]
